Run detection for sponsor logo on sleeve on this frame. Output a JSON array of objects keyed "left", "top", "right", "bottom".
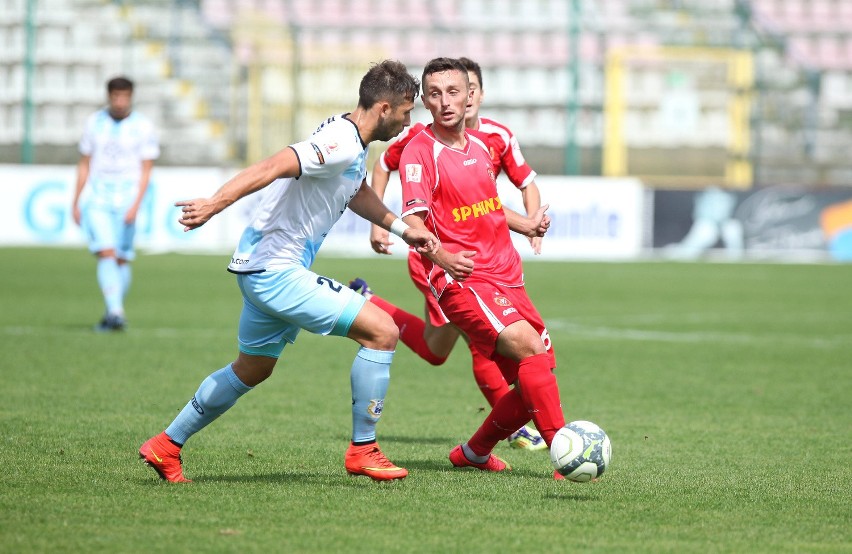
[
  {"left": 310, "top": 142, "right": 325, "bottom": 164},
  {"left": 406, "top": 198, "right": 427, "bottom": 206},
  {"left": 405, "top": 164, "right": 422, "bottom": 183},
  {"left": 323, "top": 141, "right": 339, "bottom": 155}
]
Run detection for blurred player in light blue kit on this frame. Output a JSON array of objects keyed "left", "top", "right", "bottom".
[
  {"left": 71, "top": 76, "right": 159, "bottom": 331},
  {"left": 138, "top": 60, "right": 438, "bottom": 483}
]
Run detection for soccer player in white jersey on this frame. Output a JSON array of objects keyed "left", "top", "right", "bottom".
[
  {"left": 71, "top": 76, "right": 159, "bottom": 331},
  {"left": 139, "top": 60, "right": 438, "bottom": 483},
  {"left": 351, "top": 57, "right": 549, "bottom": 451}
]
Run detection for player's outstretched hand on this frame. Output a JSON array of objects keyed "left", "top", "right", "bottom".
[
  {"left": 176, "top": 198, "right": 216, "bottom": 231},
  {"left": 370, "top": 224, "right": 394, "bottom": 255}
]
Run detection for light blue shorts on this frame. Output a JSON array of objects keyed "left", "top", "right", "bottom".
[
  {"left": 82, "top": 204, "right": 136, "bottom": 260},
  {"left": 236, "top": 266, "right": 366, "bottom": 358}
]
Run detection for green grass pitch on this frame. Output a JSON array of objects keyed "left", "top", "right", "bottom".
[{"left": 1, "top": 247, "right": 850, "bottom": 552}]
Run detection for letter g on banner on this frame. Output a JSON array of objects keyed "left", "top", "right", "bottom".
[{"left": 24, "top": 181, "right": 68, "bottom": 241}]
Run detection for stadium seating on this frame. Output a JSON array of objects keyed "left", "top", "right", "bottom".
[{"left": 3, "top": 0, "right": 852, "bottom": 186}]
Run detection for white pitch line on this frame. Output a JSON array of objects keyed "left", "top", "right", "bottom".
[
  {"left": 546, "top": 320, "right": 850, "bottom": 348},
  {"left": 0, "top": 325, "right": 231, "bottom": 339}
]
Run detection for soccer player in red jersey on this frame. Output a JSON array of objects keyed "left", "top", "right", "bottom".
[
  {"left": 351, "top": 58, "right": 549, "bottom": 450},
  {"left": 399, "top": 57, "right": 565, "bottom": 474}
]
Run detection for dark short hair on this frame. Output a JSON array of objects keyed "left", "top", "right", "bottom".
[
  {"left": 458, "top": 57, "right": 483, "bottom": 90},
  {"left": 420, "top": 57, "right": 468, "bottom": 94},
  {"left": 358, "top": 60, "right": 420, "bottom": 109},
  {"left": 107, "top": 76, "right": 134, "bottom": 93}
]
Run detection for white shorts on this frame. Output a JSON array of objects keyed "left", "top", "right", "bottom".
[
  {"left": 82, "top": 204, "right": 136, "bottom": 260},
  {"left": 235, "top": 265, "right": 366, "bottom": 358}
]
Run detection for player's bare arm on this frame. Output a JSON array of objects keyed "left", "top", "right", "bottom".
[
  {"left": 349, "top": 182, "right": 439, "bottom": 254},
  {"left": 521, "top": 181, "right": 544, "bottom": 254},
  {"left": 505, "top": 204, "right": 551, "bottom": 239},
  {"left": 71, "top": 155, "right": 91, "bottom": 226},
  {"left": 177, "top": 146, "right": 301, "bottom": 231},
  {"left": 126, "top": 159, "right": 154, "bottom": 225},
  {"left": 368, "top": 158, "right": 394, "bottom": 254},
  {"left": 402, "top": 212, "right": 475, "bottom": 281}
]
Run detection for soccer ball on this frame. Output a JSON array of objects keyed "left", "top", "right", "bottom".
[{"left": 550, "top": 420, "right": 611, "bottom": 482}]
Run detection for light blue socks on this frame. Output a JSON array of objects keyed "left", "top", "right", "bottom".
[
  {"left": 118, "top": 262, "right": 132, "bottom": 300},
  {"left": 350, "top": 347, "right": 393, "bottom": 443},
  {"left": 166, "top": 364, "right": 253, "bottom": 445},
  {"left": 97, "top": 257, "right": 123, "bottom": 315}
]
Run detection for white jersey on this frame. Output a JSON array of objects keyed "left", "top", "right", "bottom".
[
  {"left": 228, "top": 114, "right": 368, "bottom": 273},
  {"left": 78, "top": 108, "right": 159, "bottom": 209}
]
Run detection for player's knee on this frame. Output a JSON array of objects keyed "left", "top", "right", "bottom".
[
  {"left": 232, "top": 355, "right": 276, "bottom": 386},
  {"left": 370, "top": 313, "right": 400, "bottom": 351}
]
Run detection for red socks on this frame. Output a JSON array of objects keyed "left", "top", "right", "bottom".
[
  {"left": 467, "top": 352, "right": 565, "bottom": 455},
  {"left": 516, "top": 353, "right": 565, "bottom": 446},
  {"left": 468, "top": 342, "right": 510, "bottom": 407},
  {"left": 369, "top": 295, "right": 447, "bottom": 366},
  {"left": 466, "top": 388, "right": 530, "bottom": 456}
]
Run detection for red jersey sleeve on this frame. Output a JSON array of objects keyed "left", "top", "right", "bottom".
[
  {"left": 477, "top": 117, "right": 536, "bottom": 189},
  {"left": 399, "top": 133, "right": 435, "bottom": 219},
  {"left": 379, "top": 122, "right": 426, "bottom": 173}
]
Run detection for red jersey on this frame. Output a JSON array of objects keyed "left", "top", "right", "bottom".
[
  {"left": 379, "top": 118, "right": 536, "bottom": 189},
  {"left": 399, "top": 125, "right": 524, "bottom": 297}
]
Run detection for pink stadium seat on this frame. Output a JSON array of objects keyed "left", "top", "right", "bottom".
[
  {"left": 838, "top": 1, "right": 852, "bottom": 26},
  {"left": 200, "top": 0, "right": 234, "bottom": 29},
  {"left": 579, "top": 32, "right": 602, "bottom": 64},
  {"left": 459, "top": 32, "right": 492, "bottom": 66},
  {"left": 815, "top": 36, "right": 844, "bottom": 70}
]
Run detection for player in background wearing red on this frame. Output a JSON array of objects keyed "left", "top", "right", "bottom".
[
  {"left": 350, "top": 57, "right": 547, "bottom": 451},
  {"left": 399, "top": 57, "right": 565, "bottom": 477}
]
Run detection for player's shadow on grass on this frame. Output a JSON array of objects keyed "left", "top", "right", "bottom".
[
  {"left": 380, "top": 434, "right": 454, "bottom": 446},
  {"left": 392, "top": 458, "right": 451, "bottom": 473},
  {"left": 143, "top": 471, "right": 360, "bottom": 485}
]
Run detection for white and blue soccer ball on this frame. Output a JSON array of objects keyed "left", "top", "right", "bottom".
[{"left": 550, "top": 420, "right": 611, "bottom": 482}]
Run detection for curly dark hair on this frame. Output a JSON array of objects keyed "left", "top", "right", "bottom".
[{"left": 358, "top": 60, "right": 420, "bottom": 109}]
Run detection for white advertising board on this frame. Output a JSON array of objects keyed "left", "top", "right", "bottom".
[
  {"left": 0, "top": 164, "right": 244, "bottom": 253},
  {"left": 0, "top": 165, "right": 645, "bottom": 260}
]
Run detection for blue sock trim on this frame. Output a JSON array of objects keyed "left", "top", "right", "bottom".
[
  {"left": 356, "top": 346, "right": 394, "bottom": 364},
  {"left": 224, "top": 364, "right": 253, "bottom": 393}
]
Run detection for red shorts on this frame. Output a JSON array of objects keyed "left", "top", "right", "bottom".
[
  {"left": 407, "top": 251, "right": 449, "bottom": 327},
  {"left": 437, "top": 278, "right": 556, "bottom": 369}
]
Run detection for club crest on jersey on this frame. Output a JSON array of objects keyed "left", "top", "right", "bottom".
[
  {"left": 487, "top": 166, "right": 496, "bottom": 183},
  {"left": 367, "top": 399, "right": 384, "bottom": 418},
  {"left": 310, "top": 142, "right": 325, "bottom": 164},
  {"left": 493, "top": 295, "right": 512, "bottom": 307},
  {"left": 405, "top": 164, "right": 422, "bottom": 183}
]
